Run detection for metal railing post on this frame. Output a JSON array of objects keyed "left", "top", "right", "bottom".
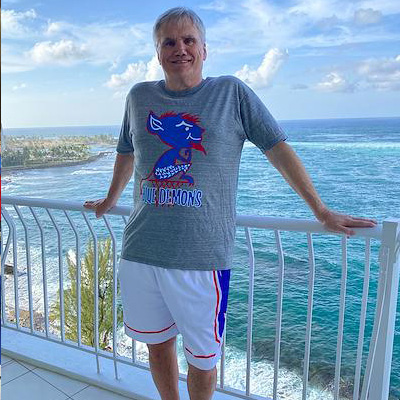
[{"left": 360, "top": 218, "right": 400, "bottom": 400}]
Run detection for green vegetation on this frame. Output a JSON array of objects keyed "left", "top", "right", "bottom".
[
  {"left": 50, "top": 238, "right": 123, "bottom": 350},
  {"left": 2, "top": 143, "right": 90, "bottom": 167},
  {"left": 2, "top": 135, "right": 117, "bottom": 168},
  {"left": 5, "top": 134, "right": 117, "bottom": 146}
]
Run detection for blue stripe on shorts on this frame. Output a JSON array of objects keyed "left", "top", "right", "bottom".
[{"left": 217, "top": 270, "right": 231, "bottom": 338}]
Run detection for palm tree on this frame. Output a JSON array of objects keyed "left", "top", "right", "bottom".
[{"left": 50, "top": 238, "right": 123, "bottom": 350}]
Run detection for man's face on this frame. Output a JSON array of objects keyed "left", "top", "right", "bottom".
[{"left": 157, "top": 19, "right": 207, "bottom": 87}]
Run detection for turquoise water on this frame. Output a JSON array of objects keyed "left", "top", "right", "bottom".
[{"left": 2, "top": 117, "right": 400, "bottom": 399}]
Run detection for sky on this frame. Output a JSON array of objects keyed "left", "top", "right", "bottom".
[{"left": 1, "top": 0, "right": 400, "bottom": 128}]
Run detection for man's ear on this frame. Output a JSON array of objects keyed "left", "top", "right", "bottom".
[
  {"left": 203, "top": 43, "right": 207, "bottom": 61},
  {"left": 147, "top": 111, "right": 164, "bottom": 134},
  {"left": 157, "top": 49, "right": 161, "bottom": 64}
]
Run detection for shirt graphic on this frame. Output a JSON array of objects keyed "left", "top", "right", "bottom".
[{"left": 140, "top": 111, "right": 207, "bottom": 207}]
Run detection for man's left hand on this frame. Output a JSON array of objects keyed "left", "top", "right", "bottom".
[{"left": 317, "top": 209, "right": 377, "bottom": 236}]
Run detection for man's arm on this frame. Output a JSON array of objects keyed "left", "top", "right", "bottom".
[
  {"left": 265, "top": 141, "right": 377, "bottom": 235},
  {"left": 84, "top": 152, "right": 134, "bottom": 218}
]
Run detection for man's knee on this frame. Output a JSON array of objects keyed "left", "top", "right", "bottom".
[
  {"left": 147, "top": 336, "right": 177, "bottom": 358},
  {"left": 188, "top": 362, "right": 217, "bottom": 375}
]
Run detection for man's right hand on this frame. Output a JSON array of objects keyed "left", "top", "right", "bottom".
[
  {"left": 84, "top": 198, "right": 115, "bottom": 218},
  {"left": 84, "top": 153, "right": 134, "bottom": 218}
]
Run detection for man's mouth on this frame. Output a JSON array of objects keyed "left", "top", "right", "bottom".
[{"left": 172, "top": 59, "right": 192, "bottom": 64}]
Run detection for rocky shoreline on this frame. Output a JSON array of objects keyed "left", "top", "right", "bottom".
[{"left": 1, "top": 151, "right": 113, "bottom": 175}]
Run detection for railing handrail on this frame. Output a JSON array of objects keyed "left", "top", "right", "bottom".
[
  {"left": 1, "top": 195, "right": 383, "bottom": 239},
  {"left": 2, "top": 195, "right": 399, "bottom": 400}
]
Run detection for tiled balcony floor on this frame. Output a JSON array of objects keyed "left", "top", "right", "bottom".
[{"left": 1, "top": 354, "right": 137, "bottom": 400}]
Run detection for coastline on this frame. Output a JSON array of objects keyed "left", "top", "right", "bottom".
[{"left": 1, "top": 151, "right": 113, "bottom": 175}]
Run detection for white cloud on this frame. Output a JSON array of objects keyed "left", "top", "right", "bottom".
[
  {"left": 205, "top": 0, "right": 399, "bottom": 56},
  {"left": 3, "top": 9, "right": 155, "bottom": 71},
  {"left": 1, "top": 43, "right": 33, "bottom": 73},
  {"left": 109, "top": 60, "right": 120, "bottom": 71},
  {"left": 312, "top": 54, "right": 400, "bottom": 92},
  {"left": 12, "top": 83, "right": 27, "bottom": 91},
  {"left": 287, "top": 0, "right": 390, "bottom": 22},
  {"left": 288, "top": 0, "right": 341, "bottom": 20},
  {"left": 316, "top": 72, "right": 356, "bottom": 92},
  {"left": 105, "top": 55, "right": 164, "bottom": 89},
  {"left": 45, "top": 21, "right": 68, "bottom": 36},
  {"left": 234, "top": 48, "right": 288, "bottom": 89},
  {"left": 42, "top": 20, "right": 155, "bottom": 67},
  {"left": 291, "top": 83, "right": 309, "bottom": 90},
  {"left": 145, "top": 56, "right": 164, "bottom": 81},
  {"left": 1, "top": 60, "right": 32, "bottom": 73},
  {"left": 358, "top": 55, "right": 400, "bottom": 90},
  {"left": 29, "top": 39, "right": 90, "bottom": 65},
  {"left": 1, "top": 8, "right": 37, "bottom": 38},
  {"left": 354, "top": 8, "right": 382, "bottom": 25},
  {"left": 358, "top": 0, "right": 400, "bottom": 15},
  {"left": 199, "top": 1, "right": 228, "bottom": 11}
]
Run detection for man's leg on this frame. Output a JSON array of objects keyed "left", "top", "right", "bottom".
[
  {"left": 187, "top": 363, "right": 217, "bottom": 400},
  {"left": 147, "top": 336, "right": 180, "bottom": 400}
]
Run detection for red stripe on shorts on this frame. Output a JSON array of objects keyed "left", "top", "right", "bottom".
[
  {"left": 212, "top": 270, "right": 221, "bottom": 344},
  {"left": 185, "top": 347, "right": 216, "bottom": 359},
  {"left": 124, "top": 321, "right": 176, "bottom": 334}
]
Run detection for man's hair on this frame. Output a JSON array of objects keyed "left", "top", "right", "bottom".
[{"left": 153, "top": 7, "right": 206, "bottom": 49}]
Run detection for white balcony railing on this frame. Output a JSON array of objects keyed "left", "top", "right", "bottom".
[{"left": 1, "top": 195, "right": 399, "bottom": 400}]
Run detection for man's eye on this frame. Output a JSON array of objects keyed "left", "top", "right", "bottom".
[
  {"left": 164, "top": 41, "right": 175, "bottom": 46},
  {"left": 185, "top": 38, "right": 195, "bottom": 45}
]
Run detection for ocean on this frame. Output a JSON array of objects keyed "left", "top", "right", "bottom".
[{"left": 2, "top": 117, "right": 399, "bottom": 399}]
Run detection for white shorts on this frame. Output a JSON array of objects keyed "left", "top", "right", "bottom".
[{"left": 117, "top": 259, "right": 231, "bottom": 370}]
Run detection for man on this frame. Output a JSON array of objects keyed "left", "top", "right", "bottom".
[{"left": 84, "top": 7, "right": 376, "bottom": 400}]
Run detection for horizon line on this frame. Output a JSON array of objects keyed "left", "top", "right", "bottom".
[{"left": 3, "top": 115, "right": 400, "bottom": 130}]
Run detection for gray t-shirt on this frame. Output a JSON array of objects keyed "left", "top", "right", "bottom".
[{"left": 117, "top": 75, "right": 287, "bottom": 270}]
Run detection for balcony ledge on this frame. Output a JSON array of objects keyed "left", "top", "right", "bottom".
[{"left": 1, "top": 326, "right": 263, "bottom": 400}]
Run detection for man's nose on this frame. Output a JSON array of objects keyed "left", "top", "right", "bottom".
[{"left": 174, "top": 40, "right": 188, "bottom": 55}]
